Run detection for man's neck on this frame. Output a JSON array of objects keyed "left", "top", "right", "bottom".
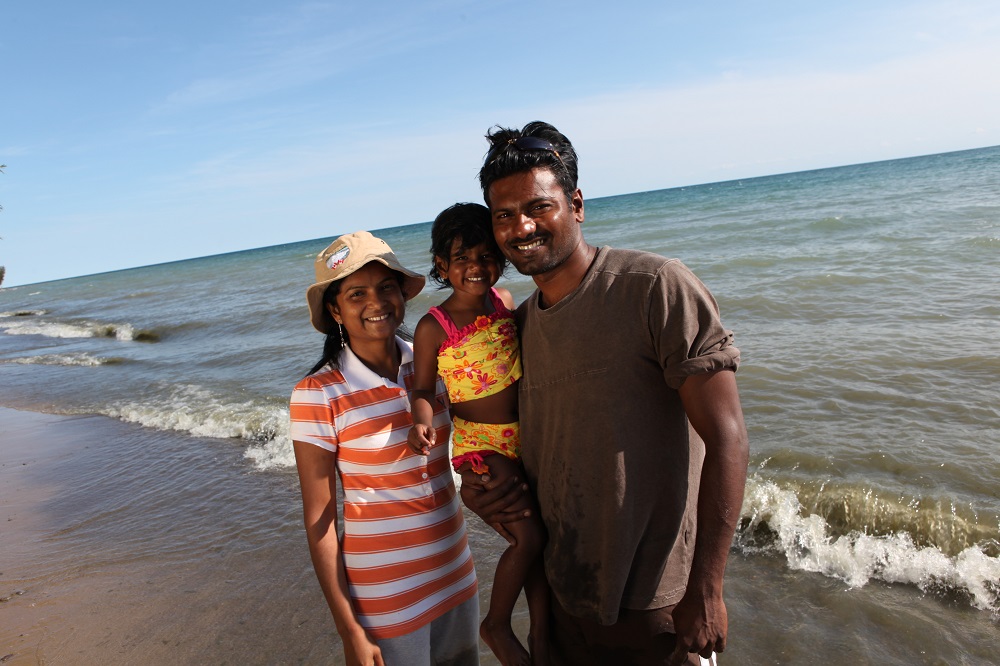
[{"left": 534, "top": 243, "right": 598, "bottom": 309}]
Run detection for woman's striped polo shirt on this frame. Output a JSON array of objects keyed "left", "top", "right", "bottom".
[{"left": 290, "top": 338, "right": 477, "bottom": 639}]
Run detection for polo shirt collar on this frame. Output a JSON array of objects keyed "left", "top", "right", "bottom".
[{"left": 338, "top": 336, "right": 412, "bottom": 390}]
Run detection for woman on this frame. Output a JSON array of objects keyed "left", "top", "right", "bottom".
[{"left": 290, "top": 231, "right": 479, "bottom": 666}]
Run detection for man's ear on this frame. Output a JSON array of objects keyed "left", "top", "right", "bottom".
[{"left": 572, "top": 188, "right": 585, "bottom": 223}]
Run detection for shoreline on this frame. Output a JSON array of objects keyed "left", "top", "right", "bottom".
[
  {"left": 0, "top": 407, "right": 347, "bottom": 665},
  {"left": 3, "top": 406, "right": 997, "bottom": 665},
  {"left": 0, "top": 406, "right": 516, "bottom": 665}
]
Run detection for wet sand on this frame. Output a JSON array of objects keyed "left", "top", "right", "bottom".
[
  {"left": 1, "top": 407, "right": 343, "bottom": 664},
  {"left": 0, "top": 406, "right": 524, "bottom": 665},
  {"left": 2, "top": 407, "right": 997, "bottom": 665}
]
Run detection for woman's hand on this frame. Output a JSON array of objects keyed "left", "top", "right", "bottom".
[
  {"left": 343, "top": 626, "right": 384, "bottom": 666},
  {"left": 407, "top": 424, "right": 435, "bottom": 455},
  {"left": 457, "top": 462, "right": 531, "bottom": 544}
]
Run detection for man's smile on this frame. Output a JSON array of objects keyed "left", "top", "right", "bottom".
[{"left": 513, "top": 237, "right": 545, "bottom": 251}]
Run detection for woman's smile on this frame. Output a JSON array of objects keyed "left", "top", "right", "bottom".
[{"left": 329, "top": 262, "right": 406, "bottom": 345}]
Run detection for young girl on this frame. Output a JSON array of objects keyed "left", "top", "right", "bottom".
[{"left": 408, "top": 203, "right": 549, "bottom": 666}]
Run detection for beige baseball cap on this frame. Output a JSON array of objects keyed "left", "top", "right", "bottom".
[{"left": 306, "top": 231, "right": 425, "bottom": 333}]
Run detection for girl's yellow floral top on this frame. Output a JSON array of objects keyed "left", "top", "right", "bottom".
[{"left": 428, "top": 288, "right": 522, "bottom": 404}]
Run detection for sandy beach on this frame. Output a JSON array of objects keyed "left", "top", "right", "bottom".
[
  {"left": 0, "top": 406, "right": 366, "bottom": 664},
  {"left": 3, "top": 405, "right": 999, "bottom": 665},
  {"left": 0, "top": 407, "right": 531, "bottom": 665}
]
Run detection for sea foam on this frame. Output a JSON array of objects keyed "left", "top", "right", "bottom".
[
  {"left": 244, "top": 436, "right": 297, "bottom": 469},
  {"left": 0, "top": 318, "right": 157, "bottom": 341},
  {"left": 6, "top": 352, "right": 120, "bottom": 367},
  {"left": 738, "top": 477, "right": 1000, "bottom": 613},
  {"left": 103, "top": 384, "right": 289, "bottom": 446},
  {"left": 0, "top": 309, "right": 48, "bottom": 317}
]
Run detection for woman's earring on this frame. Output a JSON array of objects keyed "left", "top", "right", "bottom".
[{"left": 338, "top": 322, "right": 346, "bottom": 348}]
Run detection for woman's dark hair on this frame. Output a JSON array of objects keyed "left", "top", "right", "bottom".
[
  {"left": 428, "top": 202, "right": 507, "bottom": 288},
  {"left": 477, "top": 120, "right": 579, "bottom": 205},
  {"left": 307, "top": 279, "right": 348, "bottom": 375},
  {"left": 306, "top": 272, "right": 411, "bottom": 376}
]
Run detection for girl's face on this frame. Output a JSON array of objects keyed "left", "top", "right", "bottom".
[
  {"left": 327, "top": 262, "right": 405, "bottom": 347},
  {"left": 436, "top": 238, "right": 502, "bottom": 297}
]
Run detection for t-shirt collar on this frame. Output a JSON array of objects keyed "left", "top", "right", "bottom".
[{"left": 530, "top": 246, "right": 609, "bottom": 314}]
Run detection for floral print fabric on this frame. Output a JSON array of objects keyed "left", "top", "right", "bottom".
[
  {"left": 432, "top": 307, "right": 522, "bottom": 404},
  {"left": 451, "top": 416, "right": 521, "bottom": 471}
]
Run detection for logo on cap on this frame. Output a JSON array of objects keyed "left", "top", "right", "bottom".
[{"left": 327, "top": 246, "right": 350, "bottom": 270}]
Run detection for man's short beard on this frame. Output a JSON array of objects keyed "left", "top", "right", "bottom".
[{"left": 508, "top": 253, "right": 568, "bottom": 276}]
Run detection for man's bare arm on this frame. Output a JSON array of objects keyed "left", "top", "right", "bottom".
[
  {"left": 670, "top": 368, "right": 749, "bottom": 664},
  {"left": 458, "top": 465, "right": 531, "bottom": 544}
]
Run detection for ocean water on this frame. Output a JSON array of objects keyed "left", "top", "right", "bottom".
[{"left": 2, "top": 145, "right": 999, "bottom": 663}]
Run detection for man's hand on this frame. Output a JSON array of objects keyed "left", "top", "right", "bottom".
[
  {"left": 668, "top": 588, "right": 727, "bottom": 664},
  {"left": 457, "top": 463, "right": 531, "bottom": 544},
  {"left": 406, "top": 424, "right": 434, "bottom": 455}
]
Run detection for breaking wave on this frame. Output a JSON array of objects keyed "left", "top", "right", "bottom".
[
  {"left": 5, "top": 353, "right": 124, "bottom": 367},
  {"left": 244, "top": 434, "right": 297, "bottom": 470},
  {"left": 0, "top": 318, "right": 159, "bottom": 342},
  {"left": 98, "top": 384, "right": 290, "bottom": 455},
  {"left": 737, "top": 477, "right": 1000, "bottom": 613},
  {"left": 0, "top": 309, "right": 48, "bottom": 317}
]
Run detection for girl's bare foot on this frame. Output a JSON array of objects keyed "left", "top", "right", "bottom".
[{"left": 481, "top": 616, "right": 530, "bottom": 666}]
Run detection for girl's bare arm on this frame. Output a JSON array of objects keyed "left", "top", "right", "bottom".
[{"left": 408, "top": 314, "right": 446, "bottom": 454}]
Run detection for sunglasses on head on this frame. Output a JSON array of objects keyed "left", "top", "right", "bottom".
[{"left": 486, "top": 136, "right": 565, "bottom": 166}]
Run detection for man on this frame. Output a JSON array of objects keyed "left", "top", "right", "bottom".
[{"left": 461, "top": 121, "right": 749, "bottom": 666}]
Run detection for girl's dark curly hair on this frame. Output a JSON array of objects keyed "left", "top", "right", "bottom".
[{"left": 427, "top": 202, "right": 507, "bottom": 288}]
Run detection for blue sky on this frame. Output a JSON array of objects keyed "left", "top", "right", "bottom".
[{"left": 2, "top": 0, "right": 998, "bottom": 286}]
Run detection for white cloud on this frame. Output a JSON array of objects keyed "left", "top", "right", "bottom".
[
  {"left": 535, "top": 40, "right": 1000, "bottom": 195},
  {"left": 154, "top": 4, "right": 458, "bottom": 114}
]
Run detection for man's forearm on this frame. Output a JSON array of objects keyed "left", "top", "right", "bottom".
[
  {"left": 671, "top": 368, "right": 749, "bottom": 661},
  {"left": 690, "top": 426, "right": 749, "bottom": 594}
]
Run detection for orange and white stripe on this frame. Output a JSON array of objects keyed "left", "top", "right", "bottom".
[{"left": 290, "top": 338, "right": 477, "bottom": 639}]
